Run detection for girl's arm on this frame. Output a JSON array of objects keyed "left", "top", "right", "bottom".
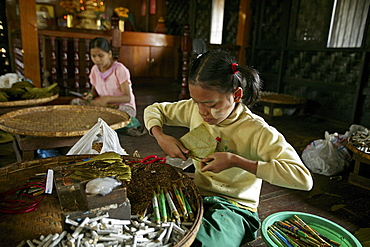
[
  {"left": 90, "top": 81, "right": 131, "bottom": 107},
  {"left": 151, "top": 126, "right": 190, "bottom": 161}
]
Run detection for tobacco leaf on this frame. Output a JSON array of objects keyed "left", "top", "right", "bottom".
[{"left": 179, "top": 124, "right": 217, "bottom": 160}]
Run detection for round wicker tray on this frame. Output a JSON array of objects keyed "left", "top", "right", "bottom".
[
  {"left": 347, "top": 137, "right": 370, "bottom": 160},
  {"left": 0, "top": 155, "right": 203, "bottom": 247},
  {"left": 259, "top": 94, "right": 307, "bottom": 105},
  {"left": 0, "top": 105, "right": 131, "bottom": 137},
  {"left": 0, "top": 93, "right": 59, "bottom": 107}
]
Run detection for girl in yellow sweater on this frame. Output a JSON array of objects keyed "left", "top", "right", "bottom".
[{"left": 144, "top": 50, "right": 313, "bottom": 247}]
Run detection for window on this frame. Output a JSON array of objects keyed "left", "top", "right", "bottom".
[
  {"left": 327, "top": 0, "right": 370, "bottom": 47},
  {"left": 210, "top": 0, "right": 225, "bottom": 44}
]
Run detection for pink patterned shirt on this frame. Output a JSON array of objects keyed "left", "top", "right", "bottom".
[{"left": 89, "top": 61, "right": 136, "bottom": 111}]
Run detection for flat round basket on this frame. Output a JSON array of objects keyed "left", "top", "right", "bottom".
[
  {"left": 259, "top": 94, "right": 307, "bottom": 105},
  {"left": 0, "top": 105, "right": 131, "bottom": 137},
  {"left": 0, "top": 155, "right": 203, "bottom": 247},
  {"left": 0, "top": 93, "right": 59, "bottom": 107},
  {"left": 347, "top": 136, "right": 370, "bottom": 160}
]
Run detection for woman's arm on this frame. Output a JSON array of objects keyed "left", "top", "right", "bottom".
[{"left": 90, "top": 81, "right": 131, "bottom": 107}]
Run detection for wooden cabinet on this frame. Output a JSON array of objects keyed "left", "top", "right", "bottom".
[
  {"left": 117, "top": 31, "right": 181, "bottom": 83},
  {"left": 119, "top": 45, "right": 178, "bottom": 78}
]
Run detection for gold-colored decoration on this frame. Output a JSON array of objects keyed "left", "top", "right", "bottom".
[
  {"left": 119, "top": 20, "right": 124, "bottom": 32},
  {"left": 114, "top": 6, "right": 129, "bottom": 32},
  {"left": 67, "top": 13, "right": 73, "bottom": 28},
  {"left": 76, "top": 0, "right": 99, "bottom": 29}
]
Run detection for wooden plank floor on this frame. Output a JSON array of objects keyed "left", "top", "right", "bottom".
[{"left": 0, "top": 81, "right": 369, "bottom": 246}]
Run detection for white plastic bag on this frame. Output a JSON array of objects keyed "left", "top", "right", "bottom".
[
  {"left": 85, "top": 177, "right": 122, "bottom": 196},
  {"left": 67, "top": 118, "right": 128, "bottom": 155},
  {"left": 301, "top": 124, "right": 365, "bottom": 176}
]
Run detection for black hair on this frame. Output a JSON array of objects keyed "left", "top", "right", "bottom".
[
  {"left": 89, "top": 37, "right": 111, "bottom": 53},
  {"left": 189, "top": 49, "right": 262, "bottom": 108}
]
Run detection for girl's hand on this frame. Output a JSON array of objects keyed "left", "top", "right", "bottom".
[
  {"left": 154, "top": 133, "right": 189, "bottom": 161},
  {"left": 200, "top": 152, "right": 234, "bottom": 173},
  {"left": 200, "top": 152, "right": 258, "bottom": 174}
]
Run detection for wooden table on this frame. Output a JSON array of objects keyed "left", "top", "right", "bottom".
[
  {"left": 347, "top": 140, "right": 370, "bottom": 190},
  {"left": 0, "top": 105, "right": 130, "bottom": 162}
]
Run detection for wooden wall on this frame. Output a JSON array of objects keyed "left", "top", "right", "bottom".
[{"left": 248, "top": 0, "right": 370, "bottom": 126}]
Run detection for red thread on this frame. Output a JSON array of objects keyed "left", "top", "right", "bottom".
[
  {"left": 231, "top": 63, "right": 238, "bottom": 74},
  {"left": 0, "top": 182, "right": 46, "bottom": 214}
]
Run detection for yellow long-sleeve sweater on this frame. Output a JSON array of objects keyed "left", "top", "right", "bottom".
[{"left": 144, "top": 99, "right": 313, "bottom": 210}]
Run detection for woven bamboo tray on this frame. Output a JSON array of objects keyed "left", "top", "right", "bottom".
[
  {"left": 0, "top": 93, "right": 59, "bottom": 107},
  {"left": 0, "top": 155, "right": 203, "bottom": 247},
  {"left": 0, "top": 105, "right": 131, "bottom": 137}
]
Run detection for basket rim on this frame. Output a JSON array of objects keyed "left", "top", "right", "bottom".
[
  {"left": 347, "top": 136, "right": 370, "bottom": 160},
  {"left": 0, "top": 93, "right": 59, "bottom": 107},
  {"left": 0, "top": 105, "right": 131, "bottom": 137}
]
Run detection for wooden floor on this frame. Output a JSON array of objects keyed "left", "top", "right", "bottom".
[{"left": 0, "top": 81, "right": 369, "bottom": 246}]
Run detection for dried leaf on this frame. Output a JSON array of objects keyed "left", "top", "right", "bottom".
[{"left": 179, "top": 124, "right": 217, "bottom": 159}]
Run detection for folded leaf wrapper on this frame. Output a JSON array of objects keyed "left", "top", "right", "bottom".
[{"left": 179, "top": 124, "right": 218, "bottom": 159}]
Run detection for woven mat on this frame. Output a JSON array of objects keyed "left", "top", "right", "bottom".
[
  {"left": 0, "top": 155, "right": 203, "bottom": 247},
  {"left": 0, "top": 105, "right": 130, "bottom": 137}
]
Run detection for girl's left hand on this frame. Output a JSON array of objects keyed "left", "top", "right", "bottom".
[{"left": 200, "top": 152, "right": 234, "bottom": 173}]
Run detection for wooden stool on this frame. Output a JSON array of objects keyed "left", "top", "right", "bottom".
[{"left": 254, "top": 93, "right": 307, "bottom": 120}]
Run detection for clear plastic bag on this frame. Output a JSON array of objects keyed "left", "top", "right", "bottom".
[
  {"left": 301, "top": 124, "right": 366, "bottom": 176},
  {"left": 67, "top": 118, "right": 128, "bottom": 155}
]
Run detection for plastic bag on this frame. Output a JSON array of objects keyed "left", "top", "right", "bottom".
[
  {"left": 67, "top": 118, "right": 128, "bottom": 155},
  {"left": 85, "top": 177, "right": 122, "bottom": 196},
  {"left": 301, "top": 124, "right": 365, "bottom": 176},
  {"left": 37, "top": 149, "right": 61, "bottom": 158}
]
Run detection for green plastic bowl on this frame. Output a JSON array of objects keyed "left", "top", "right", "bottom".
[{"left": 261, "top": 211, "right": 362, "bottom": 247}]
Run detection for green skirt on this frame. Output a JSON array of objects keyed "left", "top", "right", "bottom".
[{"left": 192, "top": 196, "right": 261, "bottom": 247}]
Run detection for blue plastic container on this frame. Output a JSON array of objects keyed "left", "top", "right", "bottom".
[{"left": 261, "top": 211, "right": 362, "bottom": 247}]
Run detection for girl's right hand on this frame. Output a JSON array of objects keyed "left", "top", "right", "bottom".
[{"left": 155, "top": 133, "right": 189, "bottom": 161}]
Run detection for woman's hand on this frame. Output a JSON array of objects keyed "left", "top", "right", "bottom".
[
  {"left": 83, "top": 92, "right": 94, "bottom": 101},
  {"left": 200, "top": 152, "right": 258, "bottom": 174},
  {"left": 90, "top": 96, "right": 110, "bottom": 107},
  {"left": 152, "top": 126, "right": 189, "bottom": 160}
]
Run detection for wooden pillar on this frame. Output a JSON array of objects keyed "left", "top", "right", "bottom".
[
  {"left": 19, "top": 0, "right": 41, "bottom": 87},
  {"left": 179, "top": 24, "right": 192, "bottom": 100},
  {"left": 236, "top": 0, "right": 252, "bottom": 65},
  {"left": 85, "top": 39, "right": 91, "bottom": 90}
]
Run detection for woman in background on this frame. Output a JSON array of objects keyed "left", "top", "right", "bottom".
[{"left": 72, "top": 37, "right": 144, "bottom": 135}]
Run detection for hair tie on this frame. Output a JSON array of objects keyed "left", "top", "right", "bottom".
[{"left": 231, "top": 63, "right": 238, "bottom": 74}]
